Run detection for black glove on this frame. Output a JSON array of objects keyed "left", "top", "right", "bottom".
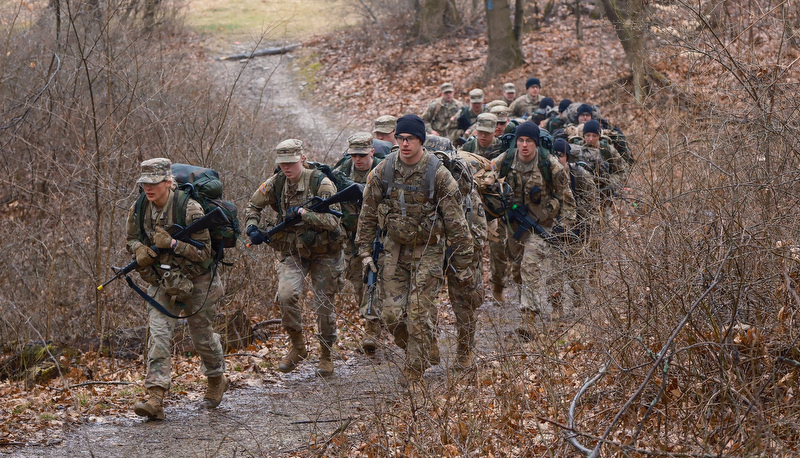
[
  {"left": 247, "top": 226, "right": 267, "bottom": 245},
  {"left": 246, "top": 225, "right": 259, "bottom": 237},
  {"left": 284, "top": 206, "right": 302, "bottom": 221}
]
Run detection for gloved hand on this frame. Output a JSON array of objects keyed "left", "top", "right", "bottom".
[
  {"left": 153, "top": 227, "right": 175, "bottom": 250},
  {"left": 552, "top": 221, "right": 579, "bottom": 244},
  {"left": 246, "top": 225, "right": 259, "bottom": 237},
  {"left": 361, "top": 253, "right": 378, "bottom": 279},
  {"left": 454, "top": 266, "right": 474, "bottom": 287},
  {"left": 247, "top": 225, "right": 267, "bottom": 245},
  {"left": 284, "top": 206, "right": 302, "bottom": 221},
  {"left": 134, "top": 243, "right": 158, "bottom": 268}
]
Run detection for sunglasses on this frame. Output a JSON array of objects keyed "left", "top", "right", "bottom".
[
  {"left": 395, "top": 135, "right": 417, "bottom": 144},
  {"left": 350, "top": 153, "right": 369, "bottom": 158}
]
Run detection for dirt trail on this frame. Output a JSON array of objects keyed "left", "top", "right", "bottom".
[{"left": 8, "top": 46, "right": 527, "bottom": 457}]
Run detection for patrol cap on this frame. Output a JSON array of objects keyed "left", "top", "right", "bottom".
[
  {"left": 475, "top": 113, "right": 498, "bottom": 133},
  {"left": 137, "top": 158, "right": 172, "bottom": 184},
  {"left": 275, "top": 139, "right": 304, "bottom": 163},
  {"left": 484, "top": 99, "right": 508, "bottom": 111},
  {"left": 440, "top": 82, "right": 454, "bottom": 93},
  {"left": 347, "top": 132, "right": 373, "bottom": 155},
  {"left": 490, "top": 105, "right": 510, "bottom": 123},
  {"left": 469, "top": 88, "right": 485, "bottom": 103},
  {"left": 503, "top": 82, "right": 516, "bottom": 94},
  {"left": 373, "top": 115, "right": 397, "bottom": 134}
]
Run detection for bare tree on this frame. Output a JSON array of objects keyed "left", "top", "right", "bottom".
[
  {"left": 413, "top": 0, "right": 461, "bottom": 42},
  {"left": 483, "top": 0, "right": 524, "bottom": 80},
  {"left": 597, "top": 0, "right": 653, "bottom": 102}
]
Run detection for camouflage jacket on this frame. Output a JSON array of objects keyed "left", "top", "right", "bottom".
[
  {"left": 460, "top": 136, "right": 504, "bottom": 160},
  {"left": 491, "top": 150, "right": 576, "bottom": 231},
  {"left": 333, "top": 156, "right": 382, "bottom": 253},
  {"left": 126, "top": 187, "right": 213, "bottom": 283},
  {"left": 355, "top": 150, "right": 474, "bottom": 270},
  {"left": 421, "top": 97, "right": 460, "bottom": 135},
  {"left": 568, "top": 162, "right": 603, "bottom": 231},
  {"left": 245, "top": 168, "right": 343, "bottom": 257},
  {"left": 509, "top": 94, "right": 544, "bottom": 119},
  {"left": 571, "top": 140, "right": 629, "bottom": 192}
]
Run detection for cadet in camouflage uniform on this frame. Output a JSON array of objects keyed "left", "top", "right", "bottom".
[
  {"left": 126, "top": 158, "right": 227, "bottom": 421},
  {"left": 502, "top": 82, "right": 517, "bottom": 106},
  {"left": 574, "top": 120, "right": 629, "bottom": 226},
  {"left": 509, "top": 77, "right": 545, "bottom": 118},
  {"left": 333, "top": 133, "right": 383, "bottom": 353},
  {"left": 421, "top": 83, "right": 459, "bottom": 140},
  {"left": 491, "top": 123, "right": 576, "bottom": 333},
  {"left": 491, "top": 106, "right": 511, "bottom": 139},
  {"left": 456, "top": 88, "right": 486, "bottom": 139},
  {"left": 245, "top": 140, "right": 345, "bottom": 377},
  {"left": 356, "top": 115, "right": 474, "bottom": 386},
  {"left": 373, "top": 115, "right": 397, "bottom": 157},
  {"left": 460, "top": 113, "right": 504, "bottom": 160}
]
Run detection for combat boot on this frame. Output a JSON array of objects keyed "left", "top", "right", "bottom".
[
  {"left": 491, "top": 283, "right": 504, "bottom": 303},
  {"left": 134, "top": 386, "right": 165, "bottom": 420},
  {"left": 360, "top": 320, "right": 380, "bottom": 354},
  {"left": 454, "top": 327, "right": 475, "bottom": 371},
  {"left": 200, "top": 374, "right": 229, "bottom": 409},
  {"left": 278, "top": 330, "right": 308, "bottom": 373},
  {"left": 317, "top": 342, "right": 334, "bottom": 377},
  {"left": 516, "top": 310, "right": 539, "bottom": 342}
]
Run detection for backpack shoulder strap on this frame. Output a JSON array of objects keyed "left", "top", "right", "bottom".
[
  {"left": 272, "top": 171, "right": 287, "bottom": 218},
  {"left": 382, "top": 153, "right": 398, "bottom": 198},
  {"left": 172, "top": 188, "right": 191, "bottom": 228},
  {"left": 309, "top": 169, "right": 325, "bottom": 196},
  {"left": 134, "top": 191, "right": 148, "bottom": 243},
  {"left": 499, "top": 149, "right": 514, "bottom": 179},
  {"left": 423, "top": 154, "right": 441, "bottom": 201}
]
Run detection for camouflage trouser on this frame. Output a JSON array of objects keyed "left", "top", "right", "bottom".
[
  {"left": 344, "top": 252, "right": 367, "bottom": 311},
  {"left": 144, "top": 271, "right": 225, "bottom": 390},
  {"left": 380, "top": 242, "right": 444, "bottom": 372},
  {"left": 520, "top": 231, "right": 569, "bottom": 315},
  {"left": 489, "top": 221, "right": 523, "bottom": 288},
  {"left": 445, "top": 254, "right": 483, "bottom": 348},
  {"left": 276, "top": 251, "right": 344, "bottom": 346}
]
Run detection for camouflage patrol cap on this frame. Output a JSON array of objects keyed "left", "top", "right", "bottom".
[
  {"left": 423, "top": 135, "right": 455, "bottom": 153},
  {"left": 347, "top": 132, "right": 374, "bottom": 155},
  {"left": 484, "top": 100, "right": 508, "bottom": 111},
  {"left": 137, "top": 158, "right": 172, "bottom": 184},
  {"left": 475, "top": 113, "right": 498, "bottom": 133},
  {"left": 469, "top": 88, "right": 485, "bottom": 103},
  {"left": 440, "top": 82, "right": 454, "bottom": 93},
  {"left": 275, "top": 139, "right": 304, "bottom": 163},
  {"left": 490, "top": 105, "right": 510, "bottom": 123},
  {"left": 373, "top": 115, "right": 397, "bottom": 134},
  {"left": 503, "top": 82, "right": 517, "bottom": 94}
]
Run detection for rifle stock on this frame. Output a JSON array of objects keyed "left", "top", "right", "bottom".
[{"left": 97, "top": 207, "right": 230, "bottom": 291}]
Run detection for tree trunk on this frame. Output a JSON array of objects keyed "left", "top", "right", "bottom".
[
  {"left": 598, "top": 0, "right": 651, "bottom": 103},
  {"left": 513, "top": 0, "right": 525, "bottom": 41},
  {"left": 483, "top": 0, "right": 524, "bottom": 80},
  {"left": 414, "top": 0, "right": 462, "bottom": 43},
  {"left": 574, "top": 0, "right": 582, "bottom": 41}
]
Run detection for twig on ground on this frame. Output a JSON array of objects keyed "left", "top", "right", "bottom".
[
  {"left": 65, "top": 381, "right": 132, "bottom": 389},
  {"left": 216, "top": 44, "right": 302, "bottom": 61}
]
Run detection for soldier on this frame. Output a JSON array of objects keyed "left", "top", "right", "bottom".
[
  {"left": 502, "top": 82, "right": 517, "bottom": 106},
  {"left": 373, "top": 115, "right": 397, "bottom": 157},
  {"left": 356, "top": 114, "right": 474, "bottom": 386},
  {"left": 456, "top": 89, "right": 486, "bottom": 139},
  {"left": 509, "top": 77, "right": 545, "bottom": 118},
  {"left": 333, "top": 133, "right": 384, "bottom": 353},
  {"left": 460, "top": 113, "right": 503, "bottom": 160},
  {"left": 127, "top": 158, "right": 227, "bottom": 420},
  {"left": 483, "top": 99, "right": 508, "bottom": 112},
  {"left": 245, "top": 139, "right": 345, "bottom": 377},
  {"left": 491, "top": 122, "right": 576, "bottom": 333},
  {"left": 421, "top": 82, "right": 459, "bottom": 139},
  {"left": 574, "top": 120, "right": 629, "bottom": 225},
  {"left": 491, "top": 106, "right": 511, "bottom": 138}
]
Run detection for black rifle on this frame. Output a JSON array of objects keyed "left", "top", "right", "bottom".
[
  {"left": 363, "top": 228, "right": 383, "bottom": 316},
  {"left": 98, "top": 206, "right": 230, "bottom": 291},
  {"left": 506, "top": 204, "right": 580, "bottom": 246},
  {"left": 249, "top": 183, "right": 363, "bottom": 246}
]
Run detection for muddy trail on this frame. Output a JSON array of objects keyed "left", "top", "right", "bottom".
[{"left": 6, "top": 46, "right": 542, "bottom": 457}]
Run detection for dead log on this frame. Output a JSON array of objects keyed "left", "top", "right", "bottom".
[{"left": 216, "top": 43, "right": 302, "bottom": 61}]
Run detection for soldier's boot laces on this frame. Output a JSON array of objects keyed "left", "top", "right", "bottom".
[
  {"left": 491, "top": 283, "right": 504, "bottom": 303},
  {"left": 361, "top": 320, "right": 380, "bottom": 354},
  {"left": 279, "top": 331, "right": 308, "bottom": 373},
  {"left": 134, "top": 386, "right": 165, "bottom": 420},
  {"left": 317, "top": 342, "right": 334, "bottom": 377},
  {"left": 200, "top": 374, "right": 229, "bottom": 409}
]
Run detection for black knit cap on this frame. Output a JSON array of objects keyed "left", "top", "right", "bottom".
[
  {"left": 577, "top": 103, "right": 593, "bottom": 116},
  {"left": 539, "top": 97, "right": 555, "bottom": 109},
  {"left": 583, "top": 120, "right": 601, "bottom": 136},
  {"left": 526, "top": 77, "right": 541, "bottom": 89},
  {"left": 558, "top": 99, "right": 572, "bottom": 113},
  {"left": 515, "top": 122, "right": 540, "bottom": 145},
  {"left": 553, "top": 138, "right": 570, "bottom": 160},
  {"left": 396, "top": 114, "right": 426, "bottom": 144}
]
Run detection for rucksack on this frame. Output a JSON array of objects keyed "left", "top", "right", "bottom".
[
  {"left": 134, "top": 163, "right": 240, "bottom": 261},
  {"left": 380, "top": 152, "right": 441, "bottom": 201},
  {"left": 270, "top": 167, "right": 327, "bottom": 219},
  {"left": 564, "top": 102, "right": 602, "bottom": 125}
]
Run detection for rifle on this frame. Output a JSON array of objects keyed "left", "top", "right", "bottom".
[
  {"left": 248, "top": 183, "right": 363, "bottom": 247},
  {"left": 97, "top": 207, "right": 231, "bottom": 291},
  {"left": 363, "top": 228, "right": 383, "bottom": 316},
  {"left": 505, "top": 204, "right": 581, "bottom": 246}
]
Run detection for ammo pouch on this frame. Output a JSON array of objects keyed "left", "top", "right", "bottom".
[
  {"left": 136, "top": 266, "right": 160, "bottom": 286},
  {"left": 161, "top": 268, "right": 194, "bottom": 303},
  {"left": 379, "top": 200, "right": 443, "bottom": 246}
]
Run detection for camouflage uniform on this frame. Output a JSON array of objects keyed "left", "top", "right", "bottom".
[
  {"left": 455, "top": 89, "right": 485, "bottom": 138},
  {"left": 421, "top": 83, "right": 460, "bottom": 139},
  {"left": 509, "top": 93, "right": 545, "bottom": 119},
  {"left": 245, "top": 143, "right": 345, "bottom": 356},
  {"left": 571, "top": 134, "right": 629, "bottom": 225},
  {"left": 566, "top": 160, "right": 603, "bottom": 307},
  {"left": 355, "top": 150, "right": 473, "bottom": 376},
  {"left": 459, "top": 113, "right": 504, "bottom": 160},
  {"left": 125, "top": 159, "right": 225, "bottom": 392},
  {"left": 491, "top": 138, "right": 576, "bottom": 321}
]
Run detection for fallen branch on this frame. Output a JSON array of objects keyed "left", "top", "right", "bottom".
[
  {"left": 253, "top": 319, "right": 282, "bottom": 329},
  {"left": 66, "top": 381, "right": 132, "bottom": 389},
  {"left": 224, "top": 353, "right": 267, "bottom": 359},
  {"left": 290, "top": 416, "right": 355, "bottom": 425},
  {"left": 216, "top": 43, "right": 302, "bottom": 61}
]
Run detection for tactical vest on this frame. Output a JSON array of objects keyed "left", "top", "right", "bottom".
[{"left": 377, "top": 152, "right": 445, "bottom": 246}]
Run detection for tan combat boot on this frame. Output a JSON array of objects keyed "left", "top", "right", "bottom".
[
  {"left": 491, "top": 283, "right": 504, "bottom": 303},
  {"left": 454, "top": 327, "right": 474, "bottom": 371},
  {"left": 134, "top": 386, "right": 166, "bottom": 420},
  {"left": 360, "top": 320, "right": 380, "bottom": 354},
  {"left": 317, "top": 343, "right": 334, "bottom": 377},
  {"left": 200, "top": 374, "right": 229, "bottom": 409},
  {"left": 278, "top": 330, "right": 308, "bottom": 373}
]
